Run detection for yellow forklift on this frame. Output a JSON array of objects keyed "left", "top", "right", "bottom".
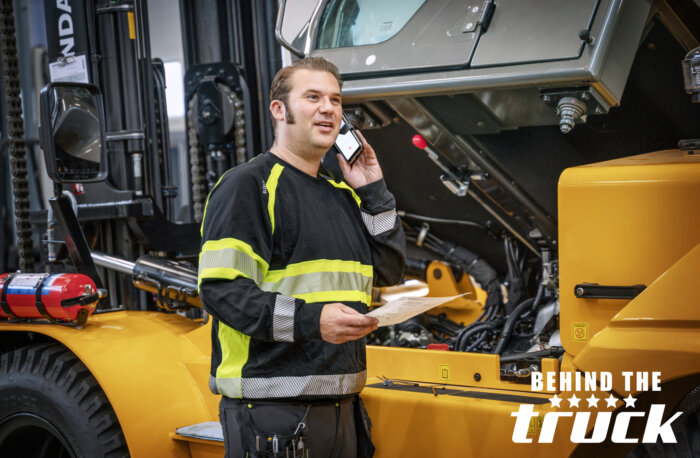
[{"left": 0, "top": 0, "right": 698, "bottom": 457}]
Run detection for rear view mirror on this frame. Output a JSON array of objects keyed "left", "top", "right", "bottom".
[
  {"left": 40, "top": 82, "right": 107, "bottom": 183},
  {"left": 275, "top": 0, "right": 320, "bottom": 57}
]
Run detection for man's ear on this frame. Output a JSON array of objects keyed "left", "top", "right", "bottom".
[{"left": 270, "top": 99, "right": 285, "bottom": 122}]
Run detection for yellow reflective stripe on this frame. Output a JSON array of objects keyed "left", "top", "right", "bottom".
[
  {"left": 198, "top": 267, "right": 249, "bottom": 289},
  {"left": 266, "top": 164, "right": 285, "bottom": 234},
  {"left": 200, "top": 169, "right": 233, "bottom": 236},
  {"left": 293, "top": 290, "right": 372, "bottom": 306},
  {"left": 261, "top": 271, "right": 372, "bottom": 300},
  {"left": 198, "top": 238, "right": 269, "bottom": 289},
  {"left": 216, "top": 322, "right": 250, "bottom": 398},
  {"left": 201, "top": 238, "right": 269, "bottom": 272},
  {"left": 264, "top": 259, "right": 372, "bottom": 282},
  {"left": 327, "top": 179, "right": 361, "bottom": 208}
]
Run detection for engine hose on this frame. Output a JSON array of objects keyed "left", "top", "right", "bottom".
[
  {"left": 454, "top": 301, "right": 500, "bottom": 350},
  {"left": 530, "top": 283, "right": 545, "bottom": 313},
  {"left": 456, "top": 321, "right": 498, "bottom": 352},
  {"left": 429, "top": 239, "right": 502, "bottom": 308},
  {"left": 464, "top": 329, "right": 491, "bottom": 352},
  {"left": 494, "top": 297, "right": 536, "bottom": 355}
]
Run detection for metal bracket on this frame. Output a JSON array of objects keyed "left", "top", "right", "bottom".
[{"left": 462, "top": 1, "right": 496, "bottom": 33}]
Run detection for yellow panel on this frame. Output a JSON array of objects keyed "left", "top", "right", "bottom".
[
  {"left": 573, "top": 243, "right": 700, "bottom": 393},
  {"left": 367, "top": 346, "right": 559, "bottom": 393},
  {"left": 424, "top": 260, "right": 485, "bottom": 326},
  {"left": 0, "top": 312, "right": 219, "bottom": 457},
  {"left": 362, "top": 378, "right": 572, "bottom": 457},
  {"left": 558, "top": 149, "right": 700, "bottom": 355}
]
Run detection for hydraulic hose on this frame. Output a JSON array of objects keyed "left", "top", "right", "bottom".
[{"left": 494, "top": 297, "right": 536, "bottom": 355}]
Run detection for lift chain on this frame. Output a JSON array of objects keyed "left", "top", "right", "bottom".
[
  {"left": 187, "top": 82, "right": 246, "bottom": 222},
  {"left": 187, "top": 95, "right": 207, "bottom": 222},
  {"left": 0, "top": 0, "right": 34, "bottom": 271}
]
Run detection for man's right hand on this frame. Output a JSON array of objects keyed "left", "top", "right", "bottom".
[{"left": 319, "top": 303, "right": 379, "bottom": 344}]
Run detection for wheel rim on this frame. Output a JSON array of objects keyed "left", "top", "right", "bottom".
[{"left": 0, "top": 413, "right": 76, "bottom": 458}]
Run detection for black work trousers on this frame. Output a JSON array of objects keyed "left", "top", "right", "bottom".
[{"left": 219, "top": 396, "right": 357, "bottom": 458}]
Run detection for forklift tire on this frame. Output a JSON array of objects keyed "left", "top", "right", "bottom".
[
  {"left": 0, "top": 343, "right": 129, "bottom": 458},
  {"left": 626, "top": 386, "right": 700, "bottom": 458}
]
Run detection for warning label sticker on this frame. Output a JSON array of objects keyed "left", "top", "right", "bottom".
[
  {"left": 571, "top": 322, "right": 589, "bottom": 342},
  {"left": 439, "top": 364, "right": 451, "bottom": 382}
]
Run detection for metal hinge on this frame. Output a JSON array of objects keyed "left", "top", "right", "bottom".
[{"left": 462, "top": 1, "right": 496, "bottom": 33}]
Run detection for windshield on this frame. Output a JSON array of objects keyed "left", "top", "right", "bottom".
[{"left": 316, "top": 0, "right": 425, "bottom": 49}]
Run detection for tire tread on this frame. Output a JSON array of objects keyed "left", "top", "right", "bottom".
[{"left": 0, "top": 343, "right": 130, "bottom": 457}]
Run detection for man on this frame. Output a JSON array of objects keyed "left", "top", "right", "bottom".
[{"left": 198, "top": 57, "right": 405, "bottom": 457}]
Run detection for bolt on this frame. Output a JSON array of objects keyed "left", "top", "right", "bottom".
[
  {"left": 541, "top": 95, "right": 551, "bottom": 104},
  {"left": 476, "top": 121, "right": 486, "bottom": 129},
  {"left": 474, "top": 373, "right": 481, "bottom": 382},
  {"left": 576, "top": 287, "right": 584, "bottom": 296},
  {"left": 434, "top": 268, "right": 442, "bottom": 280},
  {"left": 466, "top": 22, "right": 473, "bottom": 29},
  {"left": 472, "top": 6, "right": 479, "bottom": 12},
  {"left": 595, "top": 106, "right": 605, "bottom": 114},
  {"left": 556, "top": 97, "right": 587, "bottom": 134},
  {"left": 580, "top": 92, "right": 590, "bottom": 101}
]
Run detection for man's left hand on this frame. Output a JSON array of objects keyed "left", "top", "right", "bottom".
[{"left": 337, "top": 131, "right": 383, "bottom": 188}]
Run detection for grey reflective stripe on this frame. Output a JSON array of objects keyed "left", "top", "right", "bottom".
[
  {"left": 199, "top": 247, "right": 263, "bottom": 284},
  {"left": 361, "top": 209, "right": 397, "bottom": 236},
  {"left": 209, "top": 375, "right": 220, "bottom": 395},
  {"left": 261, "top": 271, "right": 373, "bottom": 297},
  {"left": 273, "top": 295, "right": 295, "bottom": 342},
  {"left": 216, "top": 371, "right": 367, "bottom": 399}
]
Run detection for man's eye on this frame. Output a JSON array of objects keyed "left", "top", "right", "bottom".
[
  {"left": 307, "top": 94, "right": 318, "bottom": 100},
  {"left": 331, "top": 98, "right": 341, "bottom": 105}
]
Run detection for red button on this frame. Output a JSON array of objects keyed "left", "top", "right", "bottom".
[{"left": 412, "top": 135, "right": 427, "bottom": 150}]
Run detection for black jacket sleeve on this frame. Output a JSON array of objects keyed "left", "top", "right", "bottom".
[{"left": 354, "top": 178, "right": 406, "bottom": 287}]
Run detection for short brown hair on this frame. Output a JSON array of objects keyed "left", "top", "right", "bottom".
[{"left": 269, "top": 57, "right": 343, "bottom": 107}]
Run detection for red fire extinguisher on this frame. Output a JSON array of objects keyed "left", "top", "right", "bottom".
[{"left": 0, "top": 272, "right": 104, "bottom": 326}]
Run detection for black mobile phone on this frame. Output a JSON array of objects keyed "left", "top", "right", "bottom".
[{"left": 334, "top": 115, "right": 364, "bottom": 165}]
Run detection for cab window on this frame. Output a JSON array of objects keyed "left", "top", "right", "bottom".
[{"left": 316, "top": 0, "right": 425, "bottom": 49}]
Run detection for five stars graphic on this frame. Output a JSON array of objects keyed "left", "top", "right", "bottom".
[
  {"left": 605, "top": 394, "right": 618, "bottom": 408},
  {"left": 567, "top": 394, "right": 581, "bottom": 408},
  {"left": 586, "top": 394, "right": 599, "bottom": 408},
  {"left": 623, "top": 394, "right": 637, "bottom": 408},
  {"left": 549, "top": 394, "right": 562, "bottom": 407}
]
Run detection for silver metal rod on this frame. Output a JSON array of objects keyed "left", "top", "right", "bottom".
[
  {"left": 91, "top": 251, "right": 135, "bottom": 275},
  {"left": 106, "top": 131, "right": 145, "bottom": 142}
]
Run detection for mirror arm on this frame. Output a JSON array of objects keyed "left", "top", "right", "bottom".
[{"left": 275, "top": 0, "right": 305, "bottom": 58}]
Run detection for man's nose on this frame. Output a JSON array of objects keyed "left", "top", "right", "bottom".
[{"left": 319, "top": 96, "right": 335, "bottom": 113}]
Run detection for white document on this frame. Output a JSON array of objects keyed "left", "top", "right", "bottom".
[
  {"left": 366, "top": 293, "right": 469, "bottom": 327},
  {"left": 49, "top": 55, "right": 89, "bottom": 83}
]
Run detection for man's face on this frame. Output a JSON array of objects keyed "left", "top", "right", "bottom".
[{"left": 275, "top": 69, "right": 342, "bottom": 158}]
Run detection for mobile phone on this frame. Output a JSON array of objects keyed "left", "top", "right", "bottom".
[{"left": 334, "top": 115, "right": 364, "bottom": 165}]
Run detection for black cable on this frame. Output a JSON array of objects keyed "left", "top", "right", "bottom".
[
  {"left": 499, "top": 347, "right": 564, "bottom": 363},
  {"left": 494, "top": 297, "right": 536, "bottom": 355},
  {"left": 399, "top": 211, "right": 486, "bottom": 230},
  {"left": 456, "top": 320, "right": 500, "bottom": 352},
  {"left": 464, "top": 329, "right": 491, "bottom": 352},
  {"left": 531, "top": 283, "right": 545, "bottom": 312}
]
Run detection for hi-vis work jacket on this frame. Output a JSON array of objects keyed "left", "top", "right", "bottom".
[{"left": 198, "top": 152, "right": 405, "bottom": 400}]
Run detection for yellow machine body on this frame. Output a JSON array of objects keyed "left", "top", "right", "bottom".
[
  {"left": 363, "top": 149, "right": 700, "bottom": 457},
  {"left": 0, "top": 312, "right": 219, "bottom": 457},
  {"left": 1, "top": 150, "right": 698, "bottom": 457}
]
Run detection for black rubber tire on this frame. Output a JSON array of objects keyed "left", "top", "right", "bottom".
[
  {"left": 0, "top": 343, "right": 130, "bottom": 458},
  {"left": 626, "top": 385, "right": 700, "bottom": 458}
]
